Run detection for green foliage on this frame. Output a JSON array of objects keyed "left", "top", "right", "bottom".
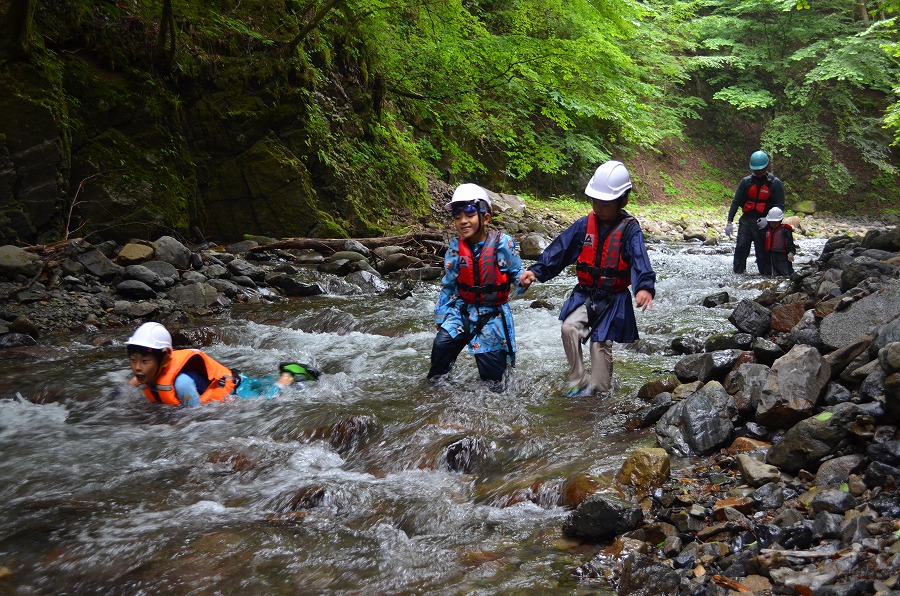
[{"left": 687, "top": 0, "right": 900, "bottom": 207}]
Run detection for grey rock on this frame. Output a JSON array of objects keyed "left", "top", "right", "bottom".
[
  {"left": 519, "top": 233, "right": 549, "bottom": 260},
  {"left": 345, "top": 270, "right": 389, "bottom": 294},
  {"left": 562, "top": 493, "right": 643, "bottom": 540},
  {"left": 0, "top": 332, "right": 37, "bottom": 348},
  {"left": 227, "top": 258, "right": 266, "bottom": 282},
  {"left": 343, "top": 239, "right": 370, "bottom": 256},
  {"left": 141, "top": 260, "right": 179, "bottom": 285},
  {"left": 752, "top": 337, "right": 784, "bottom": 366},
  {"left": 207, "top": 278, "right": 245, "bottom": 299},
  {"left": 701, "top": 291, "right": 729, "bottom": 307},
  {"left": 840, "top": 255, "right": 897, "bottom": 291},
  {"left": 729, "top": 298, "right": 771, "bottom": 336},
  {"left": 737, "top": 454, "right": 782, "bottom": 487},
  {"left": 820, "top": 279, "right": 900, "bottom": 350},
  {"left": 812, "top": 511, "right": 843, "bottom": 540},
  {"left": 766, "top": 402, "right": 858, "bottom": 474},
  {"left": 123, "top": 264, "right": 166, "bottom": 290},
  {"left": 655, "top": 381, "right": 736, "bottom": 457},
  {"left": 116, "top": 279, "right": 157, "bottom": 300},
  {"left": 879, "top": 341, "right": 900, "bottom": 374},
  {"left": 267, "top": 274, "right": 325, "bottom": 297},
  {"left": 697, "top": 349, "right": 743, "bottom": 383},
  {"left": 166, "top": 283, "right": 220, "bottom": 307},
  {"left": 756, "top": 344, "right": 831, "bottom": 428},
  {"left": 0, "top": 245, "right": 42, "bottom": 278},
  {"left": 152, "top": 235, "right": 191, "bottom": 269},
  {"left": 810, "top": 488, "right": 857, "bottom": 514},
  {"left": 814, "top": 454, "right": 866, "bottom": 486},
  {"left": 76, "top": 248, "right": 122, "bottom": 280},
  {"left": 753, "top": 482, "right": 785, "bottom": 508},
  {"left": 867, "top": 440, "right": 900, "bottom": 466}
]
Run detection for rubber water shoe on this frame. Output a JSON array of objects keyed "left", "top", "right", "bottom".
[
  {"left": 564, "top": 386, "right": 591, "bottom": 398},
  {"left": 279, "top": 362, "right": 321, "bottom": 381}
]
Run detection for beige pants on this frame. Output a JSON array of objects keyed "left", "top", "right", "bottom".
[{"left": 560, "top": 304, "right": 613, "bottom": 392}]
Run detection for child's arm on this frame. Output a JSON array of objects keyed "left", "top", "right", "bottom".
[
  {"left": 434, "top": 238, "right": 461, "bottom": 326},
  {"left": 173, "top": 373, "right": 201, "bottom": 407}
]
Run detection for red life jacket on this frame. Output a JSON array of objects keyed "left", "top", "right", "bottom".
[
  {"left": 456, "top": 231, "right": 511, "bottom": 307},
  {"left": 575, "top": 213, "right": 634, "bottom": 293},
  {"left": 765, "top": 224, "right": 793, "bottom": 253},
  {"left": 743, "top": 174, "right": 774, "bottom": 214},
  {"left": 139, "top": 349, "right": 238, "bottom": 406}
]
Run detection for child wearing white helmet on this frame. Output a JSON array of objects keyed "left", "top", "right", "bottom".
[
  {"left": 518, "top": 161, "right": 656, "bottom": 398},
  {"left": 762, "top": 206, "right": 796, "bottom": 277},
  {"left": 126, "top": 322, "right": 320, "bottom": 406},
  {"left": 427, "top": 183, "right": 525, "bottom": 391}
]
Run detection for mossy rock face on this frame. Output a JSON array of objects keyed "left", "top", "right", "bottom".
[
  {"left": 202, "top": 132, "right": 345, "bottom": 240},
  {"left": 70, "top": 128, "right": 194, "bottom": 243},
  {"left": 0, "top": 63, "right": 68, "bottom": 244}
]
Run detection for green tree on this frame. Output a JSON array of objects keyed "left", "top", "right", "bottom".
[{"left": 687, "top": 0, "right": 900, "bottom": 206}]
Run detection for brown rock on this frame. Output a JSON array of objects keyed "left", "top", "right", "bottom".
[{"left": 770, "top": 302, "right": 806, "bottom": 333}]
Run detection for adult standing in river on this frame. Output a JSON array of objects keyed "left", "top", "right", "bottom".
[
  {"left": 517, "top": 160, "right": 655, "bottom": 398},
  {"left": 725, "top": 150, "right": 785, "bottom": 275}
]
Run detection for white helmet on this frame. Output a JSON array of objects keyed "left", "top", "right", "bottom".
[
  {"left": 443, "top": 183, "right": 492, "bottom": 213},
  {"left": 585, "top": 160, "right": 632, "bottom": 202},
  {"left": 766, "top": 207, "right": 784, "bottom": 222},
  {"left": 126, "top": 322, "right": 172, "bottom": 350}
]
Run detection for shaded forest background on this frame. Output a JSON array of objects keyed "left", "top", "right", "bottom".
[{"left": 1, "top": 0, "right": 899, "bottom": 244}]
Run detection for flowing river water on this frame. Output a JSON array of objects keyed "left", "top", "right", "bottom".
[{"left": 0, "top": 238, "right": 824, "bottom": 594}]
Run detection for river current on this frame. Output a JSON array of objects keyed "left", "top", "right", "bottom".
[{"left": 0, "top": 238, "right": 823, "bottom": 594}]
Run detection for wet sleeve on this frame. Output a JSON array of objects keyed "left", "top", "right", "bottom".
[
  {"left": 498, "top": 234, "right": 525, "bottom": 294},
  {"left": 626, "top": 225, "right": 657, "bottom": 298},
  {"left": 435, "top": 237, "right": 461, "bottom": 325},
  {"left": 728, "top": 179, "right": 747, "bottom": 222},
  {"left": 527, "top": 218, "right": 586, "bottom": 282},
  {"left": 771, "top": 177, "right": 786, "bottom": 210},
  {"left": 174, "top": 373, "right": 201, "bottom": 407}
]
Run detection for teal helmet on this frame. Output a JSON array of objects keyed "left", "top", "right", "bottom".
[{"left": 749, "top": 150, "right": 769, "bottom": 171}]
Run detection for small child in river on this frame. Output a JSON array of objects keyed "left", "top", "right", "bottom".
[{"left": 126, "top": 322, "right": 319, "bottom": 407}]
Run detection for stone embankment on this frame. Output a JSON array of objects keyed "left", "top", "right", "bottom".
[
  {"left": 0, "top": 188, "right": 894, "bottom": 342},
  {"left": 557, "top": 226, "right": 900, "bottom": 595}
]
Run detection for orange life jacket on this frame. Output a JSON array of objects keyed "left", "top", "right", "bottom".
[
  {"left": 456, "top": 231, "right": 511, "bottom": 307},
  {"left": 765, "top": 224, "right": 793, "bottom": 253},
  {"left": 743, "top": 174, "right": 774, "bottom": 214},
  {"left": 576, "top": 213, "right": 633, "bottom": 293},
  {"left": 139, "top": 349, "right": 238, "bottom": 406}
]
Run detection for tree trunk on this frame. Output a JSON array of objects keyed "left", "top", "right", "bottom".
[
  {"left": 856, "top": 0, "right": 869, "bottom": 21},
  {"left": 1, "top": 0, "right": 35, "bottom": 61},
  {"left": 249, "top": 232, "right": 445, "bottom": 255},
  {"left": 155, "top": 0, "right": 176, "bottom": 67}
]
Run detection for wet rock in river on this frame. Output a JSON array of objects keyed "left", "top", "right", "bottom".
[
  {"left": 655, "top": 381, "right": 736, "bottom": 457},
  {"left": 729, "top": 298, "right": 772, "bottom": 337},
  {"left": 562, "top": 493, "right": 642, "bottom": 541},
  {"left": 614, "top": 447, "right": 670, "bottom": 492}
]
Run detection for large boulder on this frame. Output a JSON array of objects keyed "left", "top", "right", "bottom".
[
  {"left": 0, "top": 245, "right": 42, "bottom": 278},
  {"left": 729, "top": 299, "right": 771, "bottom": 336},
  {"left": 562, "top": 493, "right": 643, "bottom": 541},
  {"left": 655, "top": 381, "right": 737, "bottom": 457},
  {"left": 820, "top": 279, "right": 900, "bottom": 350},
  {"left": 766, "top": 403, "right": 858, "bottom": 474},
  {"left": 756, "top": 344, "right": 831, "bottom": 428}
]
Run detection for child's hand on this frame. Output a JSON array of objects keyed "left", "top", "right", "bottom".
[
  {"left": 518, "top": 270, "right": 536, "bottom": 289},
  {"left": 635, "top": 290, "right": 654, "bottom": 312}
]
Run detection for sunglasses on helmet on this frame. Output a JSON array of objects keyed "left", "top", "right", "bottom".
[{"left": 451, "top": 201, "right": 481, "bottom": 216}]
